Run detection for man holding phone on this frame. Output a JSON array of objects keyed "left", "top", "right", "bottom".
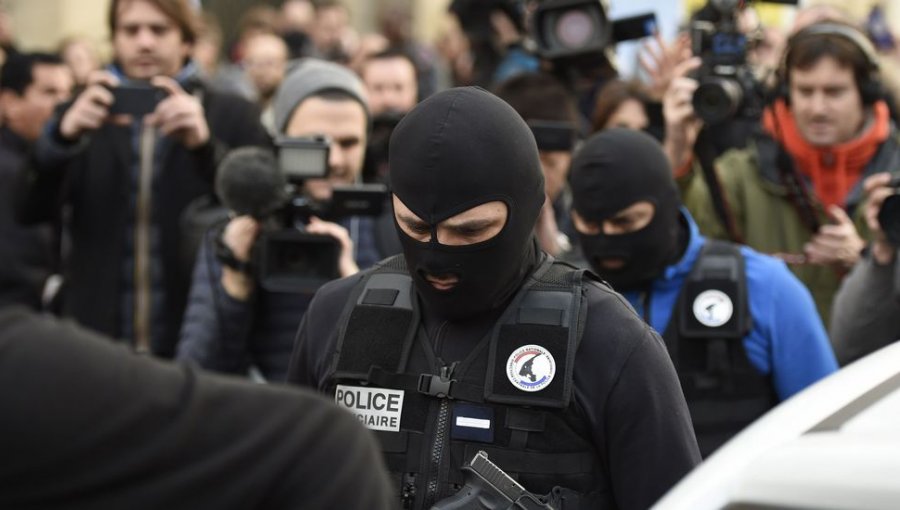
[{"left": 16, "top": 0, "right": 268, "bottom": 357}]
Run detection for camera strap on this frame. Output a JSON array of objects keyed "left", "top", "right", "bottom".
[
  {"left": 133, "top": 125, "right": 156, "bottom": 353},
  {"left": 695, "top": 127, "right": 745, "bottom": 244},
  {"left": 771, "top": 141, "right": 823, "bottom": 234}
]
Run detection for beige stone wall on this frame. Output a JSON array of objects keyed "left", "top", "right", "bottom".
[
  {"left": 344, "top": 0, "right": 450, "bottom": 43},
  {"left": 9, "top": 0, "right": 110, "bottom": 55},
  {"left": 412, "top": 0, "right": 450, "bottom": 45},
  {"left": 8, "top": 0, "right": 453, "bottom": 54}
]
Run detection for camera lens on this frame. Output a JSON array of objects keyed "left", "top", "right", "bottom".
[
  {"left": 556, "top": 10, "right": 594, "bottom": 49},
  {"left": 692, "top": 78, "right": 743, "bottom": 125}
]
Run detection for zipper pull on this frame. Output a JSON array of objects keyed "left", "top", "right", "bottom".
[{"left": 401, "top": 473, "right": 416, "bottom": 508}]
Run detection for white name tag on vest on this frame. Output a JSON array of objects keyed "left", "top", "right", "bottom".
[{"left": 335, "top": 385, "right": 405, "bottom": 432}]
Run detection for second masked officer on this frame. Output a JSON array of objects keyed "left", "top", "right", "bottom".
[
  {"left": 569, "top": 128, "right": 838, "bottom": 457},
  {"left": 286, "top": 88, "right": 700, "bottom": 509}
]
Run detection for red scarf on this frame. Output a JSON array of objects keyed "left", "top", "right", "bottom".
[{"left": 762, "top": 99, "right": 890, "bottom": 208}]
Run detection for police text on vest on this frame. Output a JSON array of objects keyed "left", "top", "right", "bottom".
[{"left": 335, "top": 385, "right": 405, "bottom": 432}]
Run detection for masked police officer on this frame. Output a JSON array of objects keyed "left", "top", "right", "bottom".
[
  {"left": 569, "top": 128, "right": 838, "bottom": 456},
  {"left": 287, "top": 87, "right": 700, "bottom": 509}
]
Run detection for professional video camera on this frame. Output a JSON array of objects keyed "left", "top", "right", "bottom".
[
  {"left": 216, "top": 138, "right": 387, "bottom": 294},
  {"left": 449, "top": 0, "right": 656, "bottom": 87},
  {"left": 690, "top": 0, "right": 797, "bottom": 125},
  {"left": 530, "top": 0, "right": 657, "bottom": 65}
]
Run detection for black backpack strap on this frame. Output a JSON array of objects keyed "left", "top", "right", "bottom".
[{"left": 695, "top": 126, "right": 746, "bottom": 243}]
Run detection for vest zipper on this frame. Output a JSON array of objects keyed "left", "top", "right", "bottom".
[
  {"left": 401, "top": 473, "right": 416, "bottom": 508},
  {"left": 422, "top": 364, "right": 454, "bottom": 508}
]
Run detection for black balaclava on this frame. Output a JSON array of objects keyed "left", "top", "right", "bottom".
[
  {"left": 389, "top": 87, "right": 545, "bottom": 321},
  {"left": 569, "top": 128, "right": 682, "bottom": 291}
]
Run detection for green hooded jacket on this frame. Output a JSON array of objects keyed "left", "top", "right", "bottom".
[{"left": 679, "top": 131, "right": 900, "bottom": 325}]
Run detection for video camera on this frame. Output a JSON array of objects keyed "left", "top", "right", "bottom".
[
  {"left": 449, "top": 0, "right": 656, "bottom": 83},
  {"left": 262, "top": 136, "right": 387, "bottom": 293},
  {"left": 689, "top": 0, "right": 797, "bottom": 124},
  {"left": 217, "top": 138, "right": 387, "bottom": 294},
  {"left": 531, "top": 0, "right": 657, "bottom": 64}
]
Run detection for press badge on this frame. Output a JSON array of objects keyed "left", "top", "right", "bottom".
[{"left": 335, "top": 385, "right": 405, "bottom": 432}]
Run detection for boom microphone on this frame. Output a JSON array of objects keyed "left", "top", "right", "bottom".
[{"left": 215, "top": 147, "right": 288, "bottom": 219}]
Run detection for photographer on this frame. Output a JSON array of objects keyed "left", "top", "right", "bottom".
[
  {"left": 177, "top": 59, "right": 383, "bottom": 382},
  {"left": 830, "top": 172, "right": 900, "bottom": 365},
  {"left": 14, "top": 0, "right": 268, "bottom": 356},
  {"left": 672, "top": 22, "right": 900, "bottom": 325}
]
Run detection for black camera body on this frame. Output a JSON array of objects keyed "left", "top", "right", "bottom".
[
  {"left": 690, "top": 17, "right": 766, "bottom": 125},
  {"left": 878, "top": 176, "right": 900, "bottom": 247},
  {"left": 690, "top": 0, "right": 799, "bottom": 125}
]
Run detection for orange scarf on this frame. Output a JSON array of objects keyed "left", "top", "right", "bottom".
[{"left": 762, "top": 99, "right": 890, "bottom": 208}]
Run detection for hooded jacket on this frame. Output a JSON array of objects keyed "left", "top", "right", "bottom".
[{"left": 678, "top": 121, "right": 900, "bottom": 325}]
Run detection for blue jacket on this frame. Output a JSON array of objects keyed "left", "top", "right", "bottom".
[{"left": 622, "top": 209, "right": 838, "bottom": 400}]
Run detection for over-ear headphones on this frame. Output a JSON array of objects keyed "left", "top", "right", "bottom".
[{"left": 777, "top": 22, "right": 882, "bottom": 105}]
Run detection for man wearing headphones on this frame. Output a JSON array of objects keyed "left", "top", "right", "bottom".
[{"left": 667, "top": 21, "right": 900, "bottom": 325}]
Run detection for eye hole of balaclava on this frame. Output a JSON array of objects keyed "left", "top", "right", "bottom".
[{"left": 392, "top": 195, "right": 509, "bottom": 247}]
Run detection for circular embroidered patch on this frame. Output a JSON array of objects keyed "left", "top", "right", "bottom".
[
  {"left": 692, "top": 289, "right": 733, "bottom": 328},
  {"left": 506, "top": 344, "right": 556, "bottom": 392}
]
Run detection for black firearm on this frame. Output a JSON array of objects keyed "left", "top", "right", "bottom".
[{"left": 430, "top": 451, "right": 554, "bottom": 510}]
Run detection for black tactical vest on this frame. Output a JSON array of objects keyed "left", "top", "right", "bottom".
[
  {"left": 327, "top": 255, "right": 604, "bottom": 509},
  {"left": 663, "top": 240, "right": 777, "bottom": 457}
]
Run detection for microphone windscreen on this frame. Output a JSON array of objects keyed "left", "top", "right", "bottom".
[{"left": 215, "top": 147, "right": 287, "bottom": 219}]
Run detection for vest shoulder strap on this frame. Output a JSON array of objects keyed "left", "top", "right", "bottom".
[{"left": 331, "top": 255, "right": 418, "bottom": 381}]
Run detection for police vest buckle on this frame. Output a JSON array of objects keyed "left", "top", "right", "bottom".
[
  {"left": 418, "top": 373, "right": 454, "bottom": 398},
  {"left": 418, "top": 365, "right": 457, "bottom": 398}
]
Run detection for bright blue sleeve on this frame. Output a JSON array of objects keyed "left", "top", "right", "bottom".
[{"left": 741, "top": 248, "right": 838, "bottom": 400}]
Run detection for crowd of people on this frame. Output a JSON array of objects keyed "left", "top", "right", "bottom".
[{"left": 2, "top": 0, "right": 900, "bottom": 508}]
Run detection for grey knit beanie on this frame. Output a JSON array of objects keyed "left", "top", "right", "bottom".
[{"left": 272, "top": 58, "right": 369, "bottom": 135}]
